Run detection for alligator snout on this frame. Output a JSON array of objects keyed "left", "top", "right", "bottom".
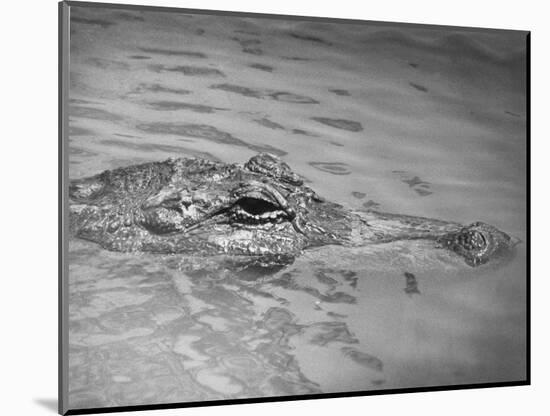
[{"left": 437, "top": 222, "right": 517, "bottom": 266}]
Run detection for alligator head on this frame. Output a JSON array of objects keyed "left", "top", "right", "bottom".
[{"left": 69, "top": 153, "right": 517, "bottom": 266}]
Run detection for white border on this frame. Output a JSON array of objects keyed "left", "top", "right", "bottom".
[{"left": 2, "top": 1, "right": 546, "bottom": 415}]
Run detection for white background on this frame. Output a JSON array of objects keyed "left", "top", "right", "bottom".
[{"left": 0, "top": 0, "right": 545, "bottom": 414}]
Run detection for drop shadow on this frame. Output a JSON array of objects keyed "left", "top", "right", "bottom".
[{"left": 34, "top": 398, "right": 58, "bottom": 413}]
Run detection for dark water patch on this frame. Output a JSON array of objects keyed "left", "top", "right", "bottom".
[
  {"left": 329, "top": 89, "right": 351, "bottom": 96},
  {"left": 114, "top": 133, "right": 140, "bottom": 139},
  {"left": 340, "top": 270, "right": 358, "bottom": 288},
  {"left": 414, "top": 188, "right": 433, "bottom": 196},
  {"left": 341, "top": 347, "right": 383, "bottom": 372},
  {"left": 114, "top": 11, "right": 145, "bottom": 22},
  {"left": 313, "top": 268, "right": 358, "bottom": 290},
  {"left": 409, "top": 62, "right": 419, "bottom": 68},
  {"left": 308, "top": 322, "right": 358, "bottom": 346},
  {"left": 211, "top": 83, "right": 318, "bottom": 104},
  {"left": 147, "top": 101, "right": 228, "bottom": 113},
  {"left": 281, "top": 56, "right": 312, "bottom": 61},
  {"left": 100, "top": 139, "right": 219, "bottom": 161},
  {"left": 289, "top": 33, "right": 332, "bottom": 46},
  {"left": 243, "top": 47, "right": 263, "bottom": 55},
  {"left": 311, "top": 117, "right": 363, "bottom": 132},
  {"left": 402, "top": 175, "right": 428, "bottom": 188},
  {"left": 128, "top": 55, "right": 151, "bottom": 60},
  {"left": 69, "top": 146, "right": 97, "bottom": 158},
  {"left": 212, "top": 84, "right": 261, "bottom": 98},
  {"left": 254, "top": 118, "right": 285, "bottom": 130},
  {"left": 86, "top": 57, "right": 130, "bottom": 71},
  {"left": 69, "top": 126, "right": 96, "bottom": 136},
  {"left": 362, "top": 200, "right": 381, "bottom": 210},
  {"left": 271, "top": 92, "right": 319, "bottom": 104},
  {"left": 70, "top": 106, "right": 123, "bottom": 122},
  {"left": 505, "top": 110, "right": 521, "bottom": 117},
  {"left": 135, "top": 122, "right": 287, "bottom": 156},
  {"left": 292, "top": 129, "right": 317, "bottom": 137},
  {"left": 249, "top": 63, "right": 273, "bottom": 72},
  {"left": 70, "top": 98, "right": 102, "bottom": 105},
  {"left": 345, "top": 276, "right": 358, "bottom": 289},
  {"left": 326, "top": 311, "right": 348, "bottom": 319},
  {"left": 352, "top": 191, "right": 366, "bottom": 199},
  {"left": 149, "top": 64, "right": 225, "bottom": 77},
  {"left": 314, "top": 271, "right": 339, "bottom": 286},
  {"left": 133, "top": 83, "right": 192, "bottom": 95},
  {"left": 232, "top": 37, "right": 263, "bottom": 55},
  {"left": 72, "top": 17, "right": 115, "bottom": 28},
  {"left": 322, "top": 276, "right": 366, "bottom": 298},
  {"left": 270, "top": 272, "right": 355, "bottom": 303},
  {"left": 195, "top": 28, "right": 205, "bottom": 36},
  {"left": 409, "top": 82, "right": 429, "bottom": 93},
  {"left": 404, "top": 272, "right": 420, "bottom": 296},
  {"left": 309, "top": 161, "right": 351, "bottom": 175},
  {"left": 138, "top": 47, "right": 207, "bottom": 58},
  {"left": 223, "top": 256, "right": 296, "bottom": 280},
  {"left": 393, "top": 171, "right": 433, "bottom": 196}
]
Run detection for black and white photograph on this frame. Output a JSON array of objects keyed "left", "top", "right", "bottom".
[{"left": 59, "top": 1, "right": 528, "bottom": 414}]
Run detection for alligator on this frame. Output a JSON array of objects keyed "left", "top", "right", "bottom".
[{"left": 69, "top": 153, "right": 516, "bottom": 267}]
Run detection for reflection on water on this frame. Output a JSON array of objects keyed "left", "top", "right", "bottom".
[{"left": 66, "top": 5, "right": 527, "bottom": 410}]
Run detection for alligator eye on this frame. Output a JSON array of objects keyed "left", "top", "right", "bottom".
[
  {"left": 237, "top": 197, "right": 280, "bottom": 216},
  {"left": 232, "top": 197, "right": 289, "bottom": 223}
]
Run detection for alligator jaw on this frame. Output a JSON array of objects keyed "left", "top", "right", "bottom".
[{"left": 353, "top": 212, "right": 516, "bottom": 267}]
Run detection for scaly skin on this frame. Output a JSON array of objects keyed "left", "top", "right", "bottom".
[{"left": 69, "top": 153, "right": 516, "bottom": 267}]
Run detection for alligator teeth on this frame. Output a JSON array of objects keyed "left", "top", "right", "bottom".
[{"left": 232, "top": 207, "right": 288, "bottom": 223}]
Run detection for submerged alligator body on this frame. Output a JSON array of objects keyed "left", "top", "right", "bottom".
[{"left": 69, "top": 153, "right": 515, "bottom": 267}]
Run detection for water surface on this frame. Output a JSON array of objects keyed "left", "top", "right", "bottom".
[{"left": 67, "top": 6, "right": 527, "bottom": 410}]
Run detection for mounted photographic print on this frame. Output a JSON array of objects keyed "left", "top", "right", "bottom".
[{"left": 59, "top": 1, "right": 530, "bottom": 414}]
